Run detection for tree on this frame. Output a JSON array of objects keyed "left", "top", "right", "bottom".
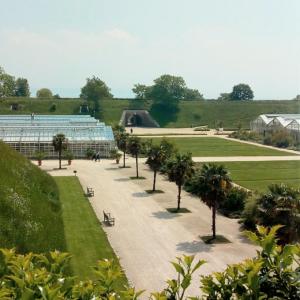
[
  {"left": 36, "top": 88, "right": 53, "bottom": 98},
  {"left": 166, "top": 153, "right": 194, "bottom": 211},
  {"left": 132, "top": 84, "right": 149, "bottom": 99},
  {"left": 146, "top": 145, "right": 167, "bottom": 191},
  {"left": 80, "top": 76, "right": 112, "bottom": 102},
  {"left": 118, "top": 132, "right": 129, "bottom": 168},
  {"left": 113, "top": 125, "right": 126, "bottom": 147},
  {"left": 148, "top": 74, "right": 187, "bottom": 105},
  {"left": 256, "top": 183, "right": 300, "bottom": 244},
  {"left": 194, "top": 163, "right": 231, "bottom": 239},
  {"left": 15, "top": 78, "right": 30, "bottom": 97},
  {"left": 230, "top": 83, "right": 254, "bottom": 101},
  {"left": 52, "top": 133, "right": 68, "bottom": 169},
  {"left": 0, "top": 67, "right": 16, "bottom": 97},
  {"left": 183, "top": 88, "right": 203, "bottom": 100},
  {"left": 217, "top": 93, "right": 230, "bottom": 101},
  {"left": 127, "top": 136, "right": 143, "bottom": 178}
]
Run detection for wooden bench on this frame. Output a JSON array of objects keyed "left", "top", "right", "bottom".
[
  {"left": 87, "top": 187, "right": 94, "bottom": 197},
  {"left": 103, "top": 210, "right": 115, "bottom": 226}
]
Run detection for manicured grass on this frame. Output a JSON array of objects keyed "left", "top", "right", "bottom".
[
  {"left": 54, "top": 176, "right": 127, "bottom": 286},
  {"left": 142, "top": 137, "right": 291, "bottom": 156},
  {"left": 145, "top": 189, "right": 164, "bottom": 194},
  {"left": 130, "top": 176, "right": 146, "bottom": 180},
  {"left": 1, "top": 97, "right": 298, "bottom": 128},
  {"left": 196, "top": 161, "right": 300, "bottom": 192}
]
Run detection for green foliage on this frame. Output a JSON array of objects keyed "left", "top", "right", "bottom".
[
  {"left": 50, "top": 102, "right": 57, "bottom": 112},
  {"left": 15, "top": 78, "right": 30, "bottom": 97},
  {"left": 36, "top": 88, "right": 53, "bottom": 98},
  {"left": 166, "top": 153, "right": 194, "bottom": 211},
  {"left": 86, "top": 148, "right": 95, "bottom": 159},
  {"left": 0, "top": 141, "right": 65, "bottom": 253},
  {"left": 0, "top": 67, "right": 16, "bottom": 97},
  {"left": 127, "top": 136, "right": 143, "bottom": 178},
  {"left": 201, "top": 226, "right": 300, "bottom": 299},
  {"left": 34, "top": 151, "right": 45, "bottom": 161},
  {"left": 183, "top": 88, "right": 203, "bottom": 100},
  {"left": 1, "top": 226, "right": 298, "bottom": 299},
  {"left": 268, "top": 129, "right": 293, "bottom": 148},
  {"left": 221, "top": 187, "right": 248, "bottom": 216},
  {"left": 80, "top": 76, "right": 112, "bottom": 103},
  {"left": 118, "top": 132, "right": 130, "bottom": 167},
  {"left": 52, "top": 133, "right": 68, "bottom": 169},
  {"left": 132, "top": 84, "right": 150, "bottom": 99},
  {"left": 230, "top": 83, "right": 254, "bottom": 101},
  {"left": 188, "top": 163, "right": 231, "bottom": 238},
  {"left": 256, "top": 184, "right": 300, "bottom": 244},
  {"left": 64, "top": 150, "right": 74, "bottom": 161}
]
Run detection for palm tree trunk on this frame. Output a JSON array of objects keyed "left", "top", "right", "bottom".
[
  {"left": 123, "top": 151, "right": 126, "bottom": 167},
  {"left": 177, "top": 184, "right": 182, "bottom": 211},
  {"left": 135, "top": 154, "right": 139, "bottom": 178},
  {"left": 212, "top": 195, "right": 217, "bottom": 239},
  {"left": 152, "top": 170, "right": 157, "bottom": 191},
  {"left": 59, "top": 149, "right": 62, "bottom": 169}
]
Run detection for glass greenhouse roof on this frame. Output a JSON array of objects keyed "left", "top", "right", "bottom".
[{"left": 0, "top": 115, "right": 114, "bottom": 142}]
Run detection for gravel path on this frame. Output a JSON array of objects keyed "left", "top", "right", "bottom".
[{"left": 40, "top": 159, "right": 257, "bottom": 297}]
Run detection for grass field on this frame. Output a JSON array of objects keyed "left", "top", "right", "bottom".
[
  {"left": 196, "top": 161, "right": 300, "bottom": 192},
  {"left": 0, "top": 141, "right": 66, "bottom": 253},
  {"left": 1, "top": 97, "right": 298, "bottom": 128},
  {"left": 142, "top": 137, "right": 292, "bottom": 156},
  {"left": 55, "top": 176, "right": 127, "bottom": 285}
]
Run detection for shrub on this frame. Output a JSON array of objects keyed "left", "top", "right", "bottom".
[
  {"left": 271, "top": 129, "right": 292, "bottom": 148},
  {"left": 220, "top": 187, "right": 248, "bottom": 215},
  {"left": 241, "top": 196, "right": 258, "bottom": 230},
  {"left": 49, "top": 103, "right": 57, "bottom": 112},
  {"left": 86, "top": 148, "right": 95, "bottom": 159}
]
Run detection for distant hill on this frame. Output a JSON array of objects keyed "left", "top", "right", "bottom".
[
  {"left": 0, "top": 97, "right": 298, "bottom": 128},
  {"left": 0, "top": 141, "right": 65, "bottom": 253}
]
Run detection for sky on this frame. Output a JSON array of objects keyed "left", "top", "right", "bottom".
[{"left": 0, "top": 0, "right": 299, "bottom": 99}]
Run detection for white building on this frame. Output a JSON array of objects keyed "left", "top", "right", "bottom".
[{"left": 250, "top": 114, "right": 300, "bottom": 137}]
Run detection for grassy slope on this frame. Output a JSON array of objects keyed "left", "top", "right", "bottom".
[
  {"left": 0, "top": 141, "right": 66, "bottom": 253},
  {"left": 196, "top": 161, "right": 300, "bottom": 192},
  {"left": 142, "top": 137, "right": 292, "bottom": 156},
  {"left": 55, "top": 176, "right": 127, "bottom": 285},
  {"left": 1, "top": 97, "right": 298, "bottom": 128}
]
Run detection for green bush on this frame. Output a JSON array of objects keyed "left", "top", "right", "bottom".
[
  {"left": 220, "top": 187, "right": 248, "bottom": 216},
  {"left": 0, "top": 226, "right": 299, "bottom": 299},
  {"left": 271, "top": 129, "right": 292, "bottom": 148}
]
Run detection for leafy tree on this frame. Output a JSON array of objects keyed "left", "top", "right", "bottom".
[
  {"left": 127, "top": 136, "right": 143, "bottom": 178},
  {"left": 52, "top": 133, "right": 68, "bottom": 169},
  {"left": 217, "top": 92, "right": 231, "bottom": 101},
  {"left": 183, "top": 88, "right": 203, "bottom": 100},
  {"left": 112, "top": 124, "right": 126, "bottom": 148},
  {"left": 15, "top": 78, "right": 30, "bottom": 97},
  {"left": 53, "top": 94, "right": 61, "bottom": 99},
  {"left": 118, "top": 132, "right": 129, "bottom": 168},
  {"left": 230, "top": 83, "right": 254, "bottom": 100},
  {"left": 146, "top": 144, "right": 167, "bottom": 191},
  {"left": 148, "top": 74, "right": 187, "bottom": 105},
  {"left": 166, "top": 153, "right": 194, "bottom": 211},
  {"left": 256, "top": 183, "right": 300, "bottom": 244},
  {"left": 132, "top": 84, "right": 149, "bottom": 99},
  {"left": 193, "top": 163, "right": 231, "bottom": 239},
  {"left": 80, "top": 76, "right": 112, "bottom": 102},
  {"left": 36, "top": 88, "right": 53, "bottom": 98},
  {"left": 0, "top": 67, "right": 16, "bottom": 97}
]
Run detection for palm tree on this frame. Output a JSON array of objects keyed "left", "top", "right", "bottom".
[
  {"left": 113, "top": 125, "right": 125, "bottom": 147},
  {"left": 257, "top": 183, "right": 300, "bottom": 244},
  {"left": 127, "top": 136, "right": 142, "bottom": 178},
  {"left": 146, "top": 144, "right": 167, "bottom": 191},
  {"left": 166, "top": 153, "right": 194, "bottom": 211},
  {"left": 52, "top": 133, "right": 67, "bottom": 169},
  {"left": 118, "top": 132, "right": 129, "bottom": 168},
  {"left": 195, "top": 163, "right": 231, "bottom": 239}
]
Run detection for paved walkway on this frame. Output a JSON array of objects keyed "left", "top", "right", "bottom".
[{"left": 40, "top": 158, "right": 257, "bottom": 296}]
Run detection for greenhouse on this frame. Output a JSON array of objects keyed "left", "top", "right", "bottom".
[
  {"left": 0, "top": 115, "right": 115, "bottom": 158},
  {"left": 250, "top": 114, "right": 300, "bottom": 136}
]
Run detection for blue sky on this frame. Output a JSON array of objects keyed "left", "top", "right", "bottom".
[{"left": 0, "top": 0, "right": 299, "bottom": 99}]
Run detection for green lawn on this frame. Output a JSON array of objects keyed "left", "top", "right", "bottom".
[
  {"left": 196, "top": 161, "right": 300, "bottom": 192},
  {"left": 1, "top": 97, "right": 298, "bottom": 128},
  {"left": 55, "top": 176, "right": 127, "bottom": 285},
  {"left": 143, "top": 137, "right": 292, "bottom": 156}
]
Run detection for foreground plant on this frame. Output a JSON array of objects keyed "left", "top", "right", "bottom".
[{"left": 0, "top": 226, "right": 299, "bottom": 299}]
